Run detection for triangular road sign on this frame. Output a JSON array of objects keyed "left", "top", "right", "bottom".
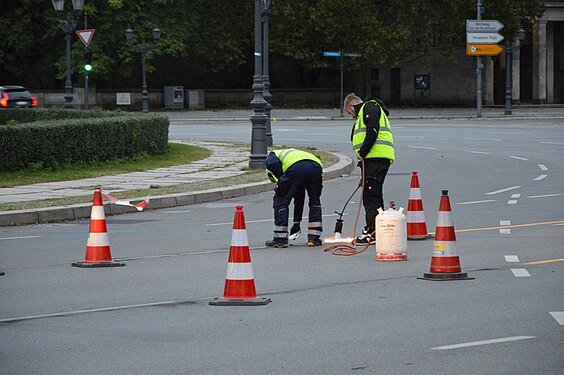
[{"left": 76, "top": 29, "right": 95, "bottom": 47}]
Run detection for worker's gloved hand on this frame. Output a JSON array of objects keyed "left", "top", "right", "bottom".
[{"left": 290, "top": 222, "right": 301, "bottom": 236}]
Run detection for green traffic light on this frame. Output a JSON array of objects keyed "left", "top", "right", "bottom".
[{"left": 84, "top": 63, "right": 93, "bottom": 72}]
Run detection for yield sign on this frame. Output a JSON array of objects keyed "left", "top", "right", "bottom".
[{"left": 76, "top": 29, "right": 95, "bottom": 47}]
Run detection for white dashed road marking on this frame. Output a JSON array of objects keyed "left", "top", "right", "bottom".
[
  {"left": 509, "top": 156, "right": 529, "bottom": 161},
  {"left": 549, "top": 312, "right": 564, "bottom": 325},
  {"left": 408, "top": 146, "right": 438, "bottom": 150},
  {"left": 486, "top": 186, "right": 521, "bottom": 195},
  {"left": 432, "top": 336, "right": 535, "bottom": 350},
  {"left": 457, "top": 199, "right": 497, "bottom": 205},
  {"left": 538, "top": 164, "right": 548, "bottom": 171},
  {"left": 534, "top": 174, "right": 547, "bottom": 181},
  {"left": 500, "top": 220, "right": 511, "bottom": 234},
  {"left": 508, "top": 194, "right": 520, "bottom": 205},
  {"left": 511, "top": 268, "right": 531, "bottom": 277},
  {"left": 528, "top": 193, "right": 562, "bottom": 199},
  {"left": 504, "top": 255, "right": 520, "bottom": 263}
]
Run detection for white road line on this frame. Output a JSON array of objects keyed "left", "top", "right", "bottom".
[
  {"left": 538, "top": 164, "right": 548, "bottom": 171},
  {"left": 0, "top": 300, "right": 180, "bottom": 323},
  {"left": 408, "top": 146, "right": 438, "bottom": 150},
  {"left": 432, "top": 336, "right": 535, "bottom": 350},
  {"left": 511, "top": 268, "right": 531, "bottom": 277},
  {"left": 0, "top": 236, "right": 41, "bottom": 241},
  {"left": 486, "top": 186, "right": 521, "bottom": 195},
  {"left": 207, "top": 213, "right": 339, "bottom": 226},
  {"left": 464, "top": 138, "right": 502, "bottom": 142},
  {"left": 500, "top": 228, "right": 512, "bottom": 234},
  {"left": 457, "top": 199, "right": 497, "bottom": 205},
  {"left": 528, "top": 193, "right": 562, "bottom": 199},
  {"left": 505, "top": 255, "right": 520, "bottom": 263},
  {"left": 509, "top": 156, "right": 529, "bottom": 161},
  {"left": 507, "top": 200, "right": 518, "bottom": 205},
  {"left": 500, "top": 220, "right": 511, "bottom": 225},
  {"left": 549, "top": 312, "right": 564, "bottom": 325},
  {"left": 534, "top": 174, "right": 547, "bottom": 181},
  {"left": 468, "top": 151, "right": 490, "bottom": 154},
  {"left": 511, "top": 194, "right": 521, "bottom": 199}
]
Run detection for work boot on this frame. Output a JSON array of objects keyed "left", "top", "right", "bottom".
[
  {"left": 307, "top": 237, "right": 322, "bottom": 247},
  {"left": 354, "top": 227, "right": 374, "bottom": 246},
  {"left": 265, "top": 239, "right": 288, "bottom": 248}
]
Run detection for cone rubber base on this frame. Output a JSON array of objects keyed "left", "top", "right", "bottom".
[
  {"left": 377, "top": 253, "right": 407, "bottom": 261},
  {"left": 418, "top": 272, "right": 474, "bottom": 281},
  {"left": 407, "top": 234, "right": 434, "bottom": 241},
  {"left": 0, "top": 271, "right": 5, "bottom": 276},
  {"left": 72, "top": 261, "right": 125, "bottom": 268},
  {"left": 209, "top": 297, "right": 272, "bottom": 306}
]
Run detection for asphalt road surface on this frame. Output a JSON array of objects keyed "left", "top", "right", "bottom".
[{"left": 1, "top": 117, "right": 562, "bottom": 374}]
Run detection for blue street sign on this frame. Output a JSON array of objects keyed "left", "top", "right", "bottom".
[{"left": 323, "top": 51, "right": 341, "bottom": 57}]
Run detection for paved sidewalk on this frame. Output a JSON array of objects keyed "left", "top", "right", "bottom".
[
  {"left": 0, "top": 140, "right": 354, "bottom": 227},
  {"left": 1, "top": 105, "right": 562, "bottom": 227}
]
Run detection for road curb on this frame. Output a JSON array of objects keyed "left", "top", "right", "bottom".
[{"left": 0, "top": 152, "right": 354, "bottom": 227}]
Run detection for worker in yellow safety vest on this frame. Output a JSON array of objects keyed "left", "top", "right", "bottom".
[
  {"left": 343, "top": 93, "right": 395, "bottom": 245},
  {"left": 265, "top": 149, "right": 323, "bottom": 247}
]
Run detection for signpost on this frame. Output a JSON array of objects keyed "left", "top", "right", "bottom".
[
  {"left": 466, "top": 32, "right": 504, "bottom": 44},
  {"left": 323, "top": 51, "right": 361, "bottom": 113},
  {"left": 466, "top": 8, "right": 504, "bottom": 117},
  {"left": 466, "top": 44, "right": 504, "bottom": 56},
  {"left": 466, "top": 20, "right": 504, "bottom": 32}
]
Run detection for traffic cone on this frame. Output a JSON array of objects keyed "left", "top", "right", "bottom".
[
  {"left": 72, "top": 186, "right": 125, "bottom": 268},
  {"left": 419, "top": 190, "right": 472, "bottom": 281},
  {"left": 210, "top": 206, "right": 271, "bottom": 306},
  {"left": 406, "top": 171, "right": 432, "bottom": 240}
]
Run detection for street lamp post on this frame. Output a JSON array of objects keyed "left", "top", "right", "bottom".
[
  {"left": 261, "top": 0, "right": 273, "bottom": 147},
  {"left": 504, "top": 27, "right": 526, "bottom": 115},
  {"left": 125, "top": 27, "right": 161, "bottom": 113},
  {"left": 52, "top": 0, "right": 85, "bottom": 109},
  {"left": 249, "top": 0, "right": 268, "bottom": 169}
]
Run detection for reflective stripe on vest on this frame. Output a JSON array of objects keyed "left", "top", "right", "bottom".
[
  {"left": 351, "top": 101, "right": 395, "bottom": 163},
  {"left": 273, "top": 149, "right": 323, "bottom": 172}
]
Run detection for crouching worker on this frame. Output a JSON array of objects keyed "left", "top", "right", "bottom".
[{"left": 265, "top": 149, "right": 323, "bottom": 248}]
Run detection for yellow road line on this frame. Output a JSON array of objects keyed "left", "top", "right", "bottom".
[
  {"left": 429, "top": 220, "right": 564, "bottom": 235},
  {"left": 526, "top": 258, "right": 564, "bottom": 265}
]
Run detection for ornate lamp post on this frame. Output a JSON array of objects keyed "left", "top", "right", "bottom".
[
  {"left": 125, "top": 26, "right": 161, "bottom": 113},
  {"left": 52, "top": 0, "right": 85, "bottom": 109},
  {"left": 249, "top": 0, "right": 268, "bottom": 169},
  {"left": 261, "top": 0, "right": 273, "bottom": 146}
]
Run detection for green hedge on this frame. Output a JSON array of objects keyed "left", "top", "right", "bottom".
[{"left": 0, "top": 109, "right": 169, "bottom": 171}]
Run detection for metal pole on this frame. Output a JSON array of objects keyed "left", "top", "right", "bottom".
[
  {"left": 476, "top": 0, "right": 482, "bottom": 118},
  {"left": 141, "top": 50, "right": 148, "bottom": 113},
  {"left": 504, "top": 45, "right": 512, "bottom": 115},
  {"left": 340, "top": 51, "right": 344, "bottom": 114},
  {"left": 262, "top": 0, "right": 273, "bottom": 147},
  {"left": 84, "top": 12, "right": 89, "bottom": 110},
  {"left": 249, "top": 0, "right": 267, "bottom": 169},
  {"left": 64, "top": 31, "right": 73, "bottom": 109}
]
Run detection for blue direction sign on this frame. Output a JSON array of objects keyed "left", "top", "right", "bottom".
[{"left": 323, "top": 51, "right": 341, "bottom": 57}]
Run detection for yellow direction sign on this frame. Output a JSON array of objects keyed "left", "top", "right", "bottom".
[{"left": 466, "top": 44, "right": 504, "bottom": 56}]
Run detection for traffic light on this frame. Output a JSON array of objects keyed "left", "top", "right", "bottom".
[{"left": 84, "top": 49, "right": 93, "bottom": 72}]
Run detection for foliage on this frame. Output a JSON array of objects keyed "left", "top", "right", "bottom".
[
  {"left": 0, "top": 109, "right": 169, "bottom": 171},
  {"left": 0, "top": 0, "right": 546, "bottom": 90}
]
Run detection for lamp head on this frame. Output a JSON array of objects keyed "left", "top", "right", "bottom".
[
  {"left": 152, "top": 27, "right": 161, "bottom": 42},
  {"left": 125, "top": 27, "right": 134, "bottom": 42}
]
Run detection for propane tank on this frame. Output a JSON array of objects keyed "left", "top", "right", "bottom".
[{"left": 375, "top": 201, "right": 408, "bottom": 261}]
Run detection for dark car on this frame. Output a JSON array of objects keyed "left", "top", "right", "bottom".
[{"left": 0, "top": 85, "right": 37, "bottom": 108}]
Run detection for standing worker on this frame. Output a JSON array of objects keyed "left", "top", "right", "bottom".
[
  {"left": 265, "top": 149, "right": 323, "bottom": 248},
  {"left": 343, "top": 93, "right": 395, "bottom": 245}
]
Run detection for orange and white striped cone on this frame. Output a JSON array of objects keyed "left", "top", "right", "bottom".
[
  {"left": 210, "top": 206, "right": 271, "bottom": 306},
  {"left": 72, "top": 187, "right": 125, "bottom": 268},
  {"left": 407, "top": 171, "right": 432, "bottom": 240},
  {"left": 420, "top": 190, "right": 472, "bottom": 281}
]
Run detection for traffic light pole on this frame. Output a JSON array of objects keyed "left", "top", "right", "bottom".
[{"left": 84, "top": 13, "right": 89, "bottom": 110}]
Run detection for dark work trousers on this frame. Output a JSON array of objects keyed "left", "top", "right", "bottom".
[
  {"left": 360, "top": 158, "right": 390, "bottom": 232},
  {"left": 273, "top": 160, "right": 323, "bottom": 242}
]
